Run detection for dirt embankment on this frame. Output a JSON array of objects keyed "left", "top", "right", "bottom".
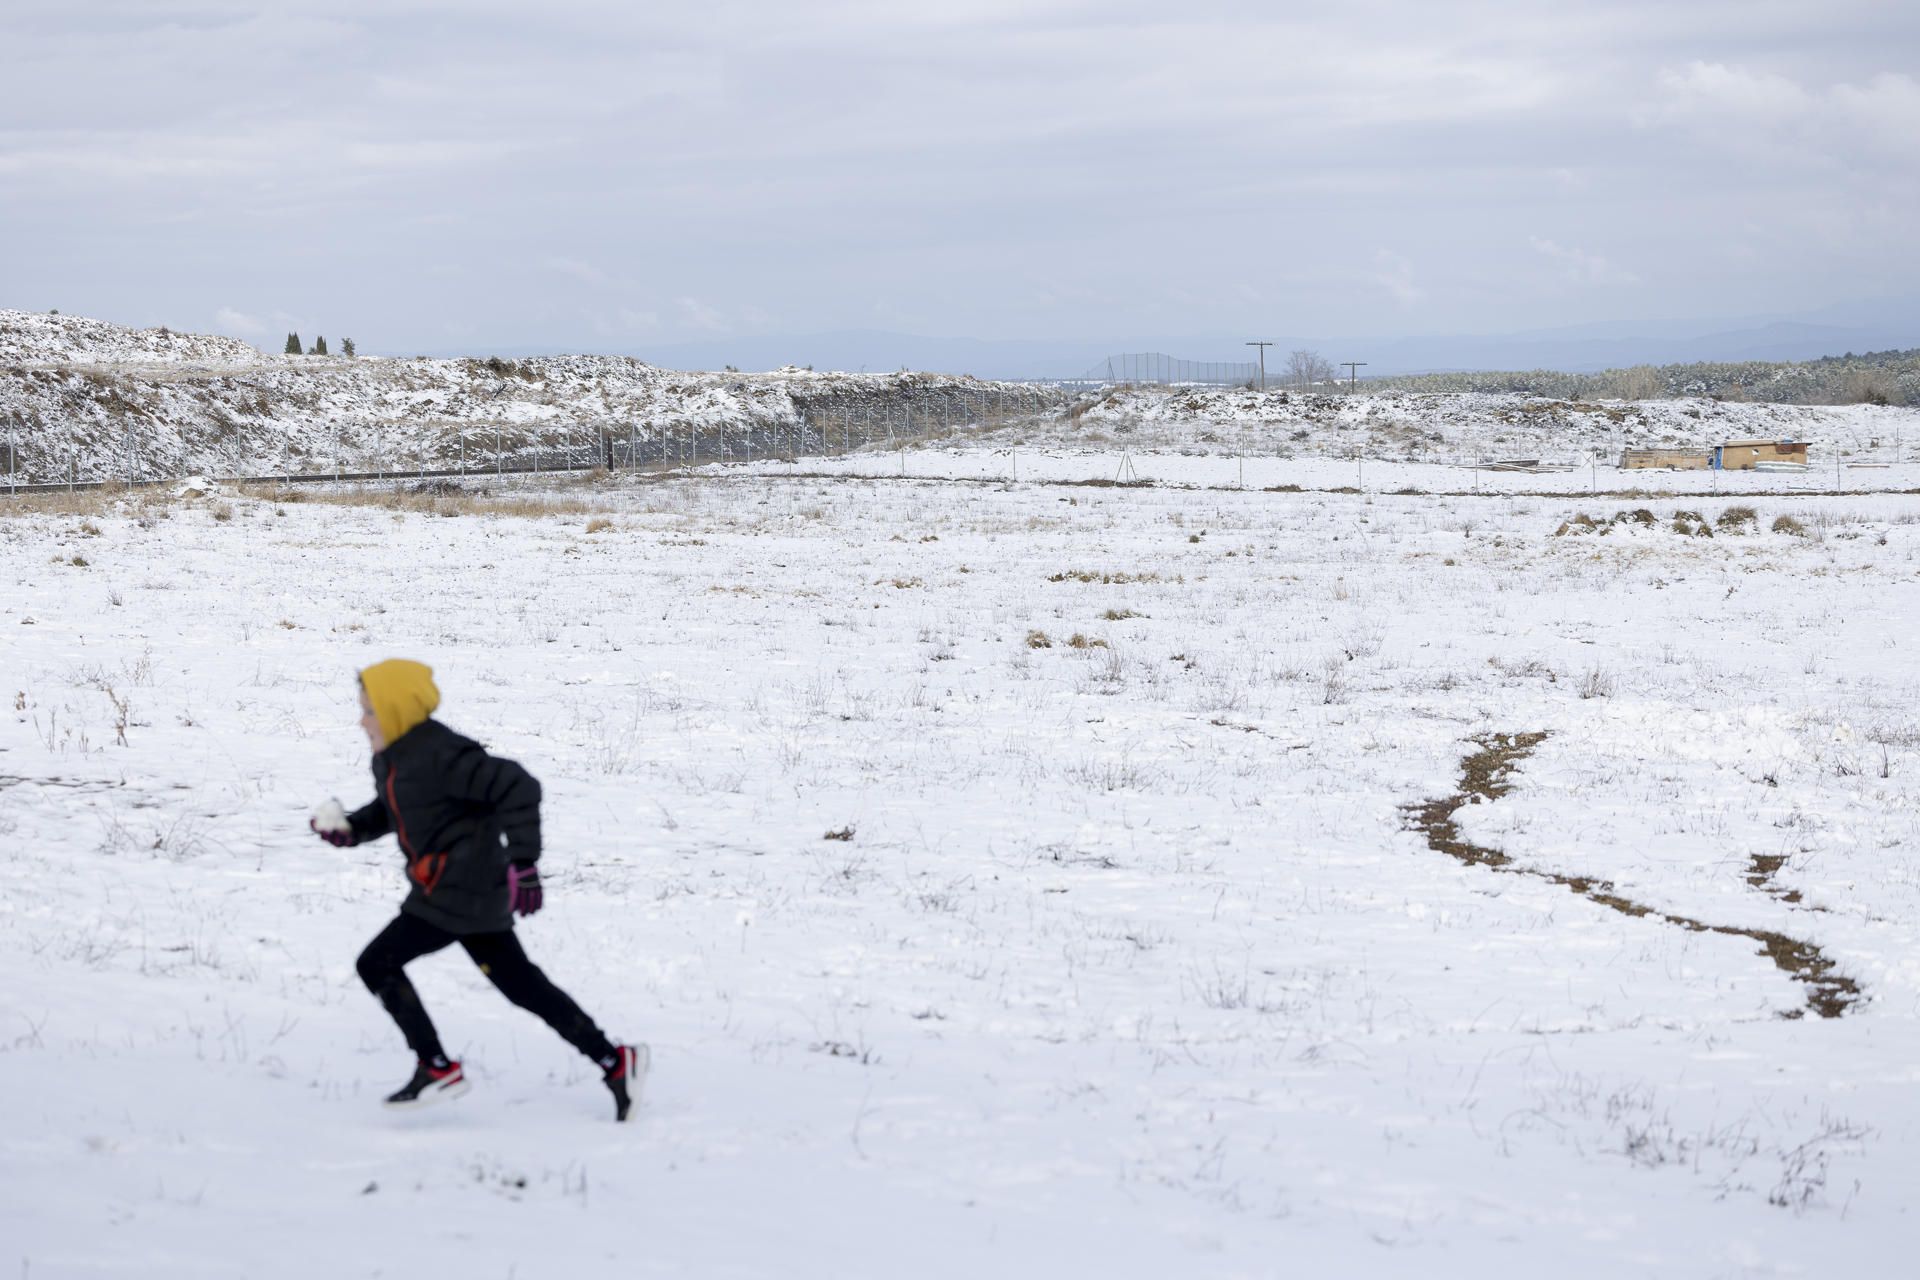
[{"left": 0, "top": 355, "right": 1056, "bottom": 486}]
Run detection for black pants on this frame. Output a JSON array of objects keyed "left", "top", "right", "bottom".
[{"left": 356, "top": 912, "right": 616, "bottom": 1065}]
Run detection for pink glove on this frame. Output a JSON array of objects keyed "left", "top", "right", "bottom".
[
  {"left": 310, "top": 819, "right": 356, "bottom": 848},
  {"left": 310, "top": 799, "right": 356, "bottom": 848},
  {"left": 508, "top": 863, "right": 543, "bottom": 916}
]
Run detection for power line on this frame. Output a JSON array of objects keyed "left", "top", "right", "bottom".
[{"left": 1341, "top": 361, "right": 1368, "bottom": 392}]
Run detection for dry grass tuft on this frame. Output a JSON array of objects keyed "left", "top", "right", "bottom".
[
  {"left": 235, "top": 482, "right": 604, "bottom": 519},
  {"left": 0, "top": 490, "right": 121, "bottom": 519},
  {"left": 1671, "top": 510, "right": 1714, "bottom": 538},
  {"left": 1048, "top": 569, "right": 1162, "bottom": 585}
]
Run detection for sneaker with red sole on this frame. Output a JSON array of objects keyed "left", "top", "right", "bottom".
[
  {"left": 384, "top": 1058, "right": 470, "bottom": 1108},
  {"left": 603, "top": 1044, "right": 649, "bottom": 1122}
]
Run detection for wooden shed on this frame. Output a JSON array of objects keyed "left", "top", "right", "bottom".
[
  {"left": 1621, "top": 448, "right": 1710, "bottom": 470},
  {"left": 1712, "top": 440, "right": 1809, "bottom": 470}
]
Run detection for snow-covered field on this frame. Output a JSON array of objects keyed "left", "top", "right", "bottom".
[
  {"left": 4, "top": 463, "right": 1918, "bottom": 1277},
  {"left": 740, "top": 442, "right": 1920, "bottom": 497}
]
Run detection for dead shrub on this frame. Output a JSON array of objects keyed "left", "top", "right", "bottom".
[{"left": 1671, "top": 510, "right": 1713, "bottom": 538}]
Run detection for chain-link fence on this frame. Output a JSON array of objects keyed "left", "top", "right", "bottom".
[
  {"left": 2, "top": 384, "right": 1066, "bottom": 494},
  {"left": 1062, "top": 353, "right": 1261, "bottom": 388}
]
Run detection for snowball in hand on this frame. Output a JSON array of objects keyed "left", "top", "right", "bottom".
[{"left": 311, "top": 798, "right": 351, "bottom": 834}]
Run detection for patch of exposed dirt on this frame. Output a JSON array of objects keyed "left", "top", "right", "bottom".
[
  {"left": 1746, "top": 853, "right": 1825, "bottom": 911},
  {"left": 1405, "top": 733, "right": 1860, "bottom": 1020}
]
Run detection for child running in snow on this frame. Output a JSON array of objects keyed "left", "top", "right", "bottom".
[{"left": 311, "top": 659, "right": 646, "bottom": 1119}]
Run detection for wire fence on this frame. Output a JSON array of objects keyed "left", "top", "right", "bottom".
[
  {"left": 2, "top": 384, "right": 1066, "bottom": 495},
  {"left": 1063, "top": 353, "right": 1262, "bottom": 388}
]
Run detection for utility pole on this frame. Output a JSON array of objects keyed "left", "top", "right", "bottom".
[
  {"left": 1246, "top": 341, "right": 1273, "bottom": 391},
  {"left": 1341, "top": 361, "right": 1368, "bottom": 392}
]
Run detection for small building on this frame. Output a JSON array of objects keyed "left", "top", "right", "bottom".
[
  {"left": 1712, "top": 439, "right": 1809, "bottom": 470},
  {"left": 1621, "top": 448, "right": 1710, "bottom": 470}
]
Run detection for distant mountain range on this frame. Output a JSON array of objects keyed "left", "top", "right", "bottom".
[{"left": 408, "top": 295, "right": 1919, "bottom": 381}]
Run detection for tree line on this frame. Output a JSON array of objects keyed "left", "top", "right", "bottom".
[{"left": 284, "top": 333, "right": 355, "bottom": 357}]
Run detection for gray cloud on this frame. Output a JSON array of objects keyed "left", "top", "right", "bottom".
[{"left": 3, "top": 0, "right": 1915, "bottom": 359}]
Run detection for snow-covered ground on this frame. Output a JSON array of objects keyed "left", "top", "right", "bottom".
[
  {"left": 738, "top": 443, "right": 1920, "bottom": 496},
  {"left": 4, "top": 457, "right": 1918, "bottom": 1276}
]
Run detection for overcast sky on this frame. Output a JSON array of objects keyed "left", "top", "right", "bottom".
[{"left": 4, "top": 0, "right": 1916, "bottom": 357}]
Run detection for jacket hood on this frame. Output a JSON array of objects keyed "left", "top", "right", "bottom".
[{"left": 360, "top": 659, "right": 441, "bottom": 745}]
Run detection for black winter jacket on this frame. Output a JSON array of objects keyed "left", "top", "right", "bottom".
[{"left": 347, "top": 718, "right": 542, "bottom": 935}]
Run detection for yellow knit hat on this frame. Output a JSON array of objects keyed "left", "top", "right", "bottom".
[{"left": 359, "top": 659, "right": 441, "bottom": 744}]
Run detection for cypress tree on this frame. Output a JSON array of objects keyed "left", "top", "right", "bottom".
[
  {"left": 342, "top": 337, "right": 356, "bottom": 358},
  {"left": 312, "top": 335, "right": 328, "bottom": 356},
  {"left": 284, "top": 332, "right": 301, "bottom": 355}
]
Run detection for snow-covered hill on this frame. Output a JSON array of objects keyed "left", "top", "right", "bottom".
[
  {"left": 0, "top": 311, "right": 1043, "bottom": 484},
  {"left": 0, "top": 308, "right": 261, "bottom": 366},
  {"left": 1046, "top": 384, "right": 1919, "bottom": 465}
]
